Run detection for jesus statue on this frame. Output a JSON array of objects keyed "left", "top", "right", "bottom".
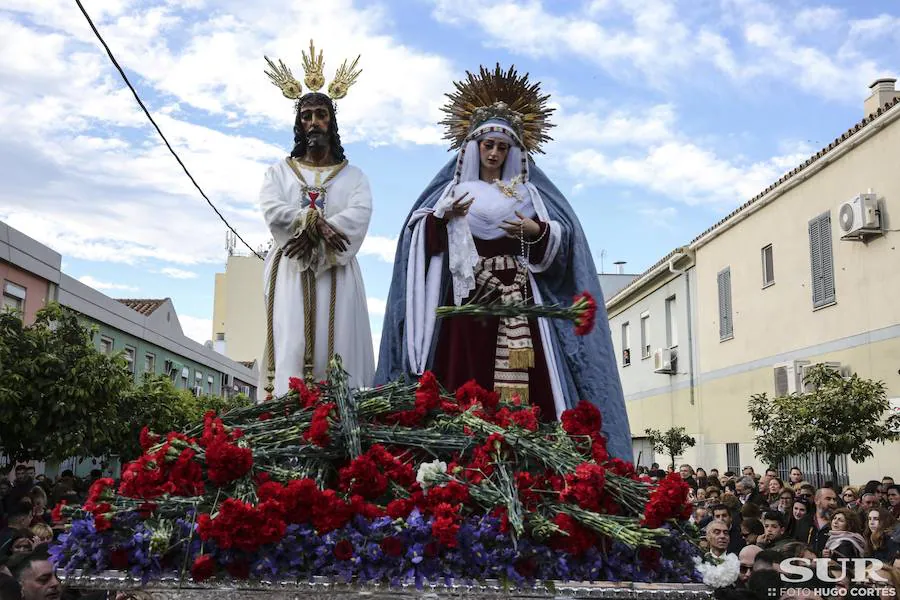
[{"left": 259, "top": 42, "right": 374, "bottom": 398}]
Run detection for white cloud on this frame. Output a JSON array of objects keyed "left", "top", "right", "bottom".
[
  {"left": 76, "top": 275, "right": 138, "bottom": 292},
  {"left": 568, "top": 141, "right": 809, "bottom": 207},
  {"left": 160, "top": 267, "right": 198, "bottom": 279},
  {"left": 367, "top": 297, "right": 387, "bottom": 318},
  {"left": 178, "top": 315, "right": 212, "bottom": 345},
  {"left": 0, "top": 1, "right": 456, "bottom": 274},
  {"left": 638, "top": 206, "right": 678, "bottom": 228},
  {"left": 359, "top": 235, "right": 398, "bottom": 263}
]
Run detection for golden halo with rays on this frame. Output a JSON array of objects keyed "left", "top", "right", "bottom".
[{"left": 440, "top": 64, "right": 555, "bottom": 154}]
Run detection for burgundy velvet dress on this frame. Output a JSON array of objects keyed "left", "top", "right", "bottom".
[{"left": 425, "top": 214, "right": 557, "bottom": 422}]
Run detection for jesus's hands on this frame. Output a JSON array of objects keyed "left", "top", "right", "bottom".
[
  {"left": 283, "top": 231, "right": 311, "bottom": 259},
  {"left": 317, "top": 219, "right": 351, "bottom": 253},
  {"left": 500, "top": 211, "right": 541, "bottom": 240}
]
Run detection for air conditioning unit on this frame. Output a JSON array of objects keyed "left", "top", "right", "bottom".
[
  {"left": 798, "top": 362, "right": 842, "bottom": 392},
  {"left": 773, "top": 360, "right": 810, "bottom": 396},
  {"left": 653, "top": 348, "right": 677, "bottom": 374},
  {"left": 839, "top": 193, "right": 880, "bottom": 238}
]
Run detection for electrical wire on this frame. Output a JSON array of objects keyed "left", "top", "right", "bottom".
[{"left": 74, "top": 0, "right": 264, "bottom": 260}]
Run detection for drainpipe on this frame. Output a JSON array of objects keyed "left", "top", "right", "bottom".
[{"left": 667, "top": 248, "right": 696, "bottom": 408}]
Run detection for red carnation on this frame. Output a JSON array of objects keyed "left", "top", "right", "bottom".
[
  {"left": 304, "top": 402, "right": 334, "bottom": 447},
  {"left": 205, "top": 439, "right": 253, "bottom": 486},
  {"left": 642, "top": 472, "right": 691, "bottom": 529},
  {"left": 380, "top": 536, "right": 404, "bottom": 557},
  {"left": 258, "top": 412, "right": 273, "bottom": 421},
  {"left": 550, "top": 513, "right": 596, "bottom": 556},
  {"left": 572, "top": 292, "right": 597, "bottom": 336},
  {"left": 333, "top": 539, "right": 354, "bottom": 560},
  {"left": 289, "top": 377, "right": 321, "bottom": 408},
  {"left": 561, "top": 462, "right": 607, "bottom": 512},
  {"left": 139, "top": 426, "right": 160, "bottom": 451},
  {"left": 191, "top": 554, "right": 216, "bottom": 582},
  {"left": 560, "top": 400, "right": 602, "bottom": 438},
  {"left": 455, "top": 379, "right": 500, "bottom": 414},
  {"left": 51, "top": 500, "right": 67, "bottom": 523}
]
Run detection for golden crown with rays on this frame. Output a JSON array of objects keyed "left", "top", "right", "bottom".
[
  {"left": 440, "top": 64, "right": 555, "bottom": 154},
  {"left": 264, "top": 40, "right": 361, "bottom": 101}
]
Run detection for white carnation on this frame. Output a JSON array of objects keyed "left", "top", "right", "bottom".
[
  {"left": 416, "top": 460, "right": 447, "bottom": 489},
  {"left": 693, "top": 553, "right": 740, "bottom": 588}
]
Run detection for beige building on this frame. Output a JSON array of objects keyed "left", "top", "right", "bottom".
[
  {"left": 608, "top": 79, "right": 900, "bottom": 485},
  {"left": 212, "top": 253, "right": 266, "bottom": 383}
]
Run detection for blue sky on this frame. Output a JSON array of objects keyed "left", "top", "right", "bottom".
[{"left": 0, "top": 0, "right": 898, "bottom": 346}]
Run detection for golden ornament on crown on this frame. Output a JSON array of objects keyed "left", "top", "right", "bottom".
[{"left": 263, "top": 39, "right": 362, "bottom": 101}]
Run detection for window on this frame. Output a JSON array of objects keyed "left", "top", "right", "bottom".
[
  {"left": 621, "top": 322, "right": 631, "bottom": 366},
  {"left": 665, "top": 296, "right": 677, "bottom": 348},
  {"left": 2, "top": 281, "right": 25, "bottom": 313},
  {"left": 207, "top": 375, "right": 214, "bottom": 395},
  {"left": 761, "top": 244, "right": 775, "bottom": 287},
  {"left": 809, "top": 213, "right": 836, "bottom": 308},
  {"left": 639, "top": 313, "right": 651, "bottom": 359},
  {"left": 100, "top": 336, "right": 114, "bottom": 355},
  {"left": 144, "top": 353, "right": 156, "bottom": 373},
  {"left": 717, "top": 267, "right": 733, "bottom": 341},
  {"left": 726, "top": 443, "right": 741, "bottom": 475},
  {"left": 215, "top": 332, "right": 225, "bottom": 341},
  {"left": 123, "top": 346, "right": 136, "bottom": 373}
]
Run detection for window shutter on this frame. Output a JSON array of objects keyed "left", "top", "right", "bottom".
[
  {"left": 819, "top": 215, "right": 835, "bottom": 304},
  {"left": 717, "top": 268, "right": 733, "bottom": 340},
  {"left": 809, "top": 213, "right": 835, "bottom": 308}
]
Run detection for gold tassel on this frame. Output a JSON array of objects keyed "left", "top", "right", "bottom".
[
  {"left": 497, "top": 384, "right": 529, "bottom": 404},
  {"left": 508, "top": 347, "right": 534, "bottom": 370}
]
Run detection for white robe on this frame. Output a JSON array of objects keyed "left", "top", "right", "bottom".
[{"left": 259, "top": 159, "right": 375, "bottom": 395}]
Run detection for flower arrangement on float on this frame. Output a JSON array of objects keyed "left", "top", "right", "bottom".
[{"left": 49, "top": 293, "right": 701, "bottom": 587}]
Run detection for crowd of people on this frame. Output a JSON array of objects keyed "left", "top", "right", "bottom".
[
  {"left": 661, "top": 463, "right": 900, "bottom": 597},
  {"left": 0, "top": 464, "right": 111, "bottom": 600}
]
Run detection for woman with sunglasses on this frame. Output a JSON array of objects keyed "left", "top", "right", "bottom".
[
  {"left": 841, "top": 486, "right": 859, "bottom": 510},
  {"left": 777, "top": 489, "right": 795, "bottom": 514}
]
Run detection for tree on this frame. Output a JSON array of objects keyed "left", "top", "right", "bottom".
[
  {"left": 0, "top": 304, "right": 132, "bottom": 461},
  {"left": 748, "top": 364, "right": 900, "bottom": 484},
  {"left": 118, "top": 374, "right": 254, "bottom": 459},
  {"left": 644, "top": 426, "right": 696, "bottom": 470}
]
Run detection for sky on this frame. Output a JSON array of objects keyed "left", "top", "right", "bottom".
[{"left": 0, "top": 0, "right": 898, "bottom": 350}]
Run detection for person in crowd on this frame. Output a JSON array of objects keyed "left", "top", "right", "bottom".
[
  {"left": 786, "top": 498, "right": 812, "bottom": 540},
  {"left": 766, "top": 477, "right": 785, "bottom": 510},
  {"left": 886, "top": 484, "right": 900, "bottom": 519},
  {"left": 823, "top": 507, "right": 866, "bottom": 560},
  {"left": 737, "top": 544, "right": 762, "bottom": 586},
  {"left": 796, "top": 484, "right": 816, "bottom": 505},
  {"left": 736, "top": 477, "right": 764, "bottom": 506},
  {"left": 740, "top": 502, "right": 762, "bottom": 523},
  {"left": 696, "top": 468, "right": 709, "bottom": 490},
  {"left": 0, "top": 573, "right": 22, "bottom": 600},
  {"left": 777, "top": 489, "right": 795, "bottom": 515},
  {"left": 859, "top": 491, "right": 878, "bottom": 513},
  {"left": 865, "top": 507, "right": 898, "bottom": 562},
  {"left": 788, "top": 467, "right": 804, "bottom": 489},
  {"left": 841, "top": 486, "right": 859, "bottom": 510},
  {"left": 706, "top": 519, "right": 731, "bottom": 560},
  {"left": 5, "top": 544, "right": 61, "bottom": 600},
  {"left": 758, "top": 511, "right": 788, "bottom": 549},
  {"left": 793, "top": 486, "right": 837, "bottom": 555},
  {"left": 740, "top": 518, "right": 763, "bottom": 546},
  {"left": 27, "top": 489, "right": 48, "bottom": 527},
  {"left": 27, "top": 525, "right": 51, "bottom": 546},
  {"left": 679, "top": 464, "right": 698, "bottom": 490},
  {"left": 0, "top": 502, "right": 33, "bottom": 551},
  {"left": 706, "top": 487, "right": 722, "bottom": 503},
  {"left": 712, "top": 502, "right": 746, "bottom": 554}
]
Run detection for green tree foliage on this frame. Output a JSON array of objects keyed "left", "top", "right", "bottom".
[
  {"left": 0, "top": 304, "right": 131, "bottom": 461},
  {"left": 118, "top": 375, "right": 253, "bottom": 459},
  {"left": 749, "top": 364, "right": 900, "bottom": 484},
  {"left": 644, "top": 426, "right": 696, "bottom": 470},
  {"left": 0, "top": 303, "right": 256, "bottom": 462}
]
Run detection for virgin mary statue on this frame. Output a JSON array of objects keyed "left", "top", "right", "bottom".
[{"left": 375, "top": 66, "right": 632, "bottom": 460}]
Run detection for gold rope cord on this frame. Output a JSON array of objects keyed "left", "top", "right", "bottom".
[
  {"left": 264, "top": 247, "right": 284, "bottom": 400},
  {"left": 302, "top": 269, "right": 317, "bottom": 380},
  {"left": 327, "top": 267, "right": 337, "bottom": 360}
]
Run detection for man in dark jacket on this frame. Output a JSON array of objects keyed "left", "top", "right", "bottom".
[{"left": 792, "top": 487, "right": 837, "bottom": 555}]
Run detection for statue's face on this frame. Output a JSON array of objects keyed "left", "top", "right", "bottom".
[
  {"left": 478, "top": 137, "right": 509, "bottom": 174},
  {"left": 299, "top": 103, "right": 331, "bottom": 136}
]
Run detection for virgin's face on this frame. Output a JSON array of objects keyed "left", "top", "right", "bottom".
[
  {"left": 479, "top": 138, "right": 510, "bottom": 175},
  {"left": 868, "top": 510, "right": 880, "bottom": 532}
]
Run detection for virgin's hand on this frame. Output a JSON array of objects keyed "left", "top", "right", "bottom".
[
  {"left": 500, "top": 211, "right": 541, "bottom": 239},
  {"left": 445, "top": 192, "right": 474, "bottom": 219}
]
